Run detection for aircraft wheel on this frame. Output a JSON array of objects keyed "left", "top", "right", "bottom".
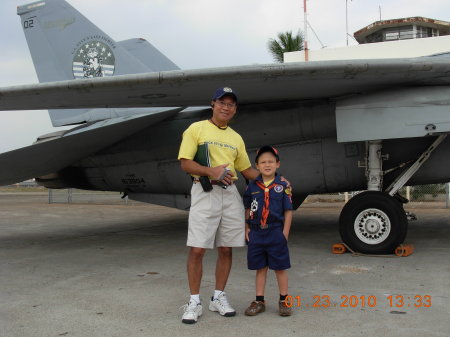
[{"left": 339, "top": 191, "right": 408, "bottom": 254}]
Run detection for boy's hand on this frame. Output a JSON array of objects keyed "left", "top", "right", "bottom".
[
  {"left": 283, "top": 210, "right": 292, "bottom": 242},
  {"left": 245, "top": 226, "right": 251, "bottom": 242}
]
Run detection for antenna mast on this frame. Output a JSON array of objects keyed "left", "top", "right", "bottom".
[
  {"left": 346, "top": 0, "right": 349, "bottom": 45},
  {"left": 303, "top": 0, "right": 309, "bottom": 61}
]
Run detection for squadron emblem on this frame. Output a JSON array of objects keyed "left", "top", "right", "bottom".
[{"left": 72, "top": 40, "right": 115, "bottom": 79}]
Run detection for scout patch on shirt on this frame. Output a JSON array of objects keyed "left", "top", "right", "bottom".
[
  {"left": 250, "top": 198, "right": 259, "bottom": 219},
  {"left": 274, "top": 184, "right": 284, "bottom": 193}
]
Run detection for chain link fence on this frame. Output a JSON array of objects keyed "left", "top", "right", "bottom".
[
  {"left": 47, "top": 189, "right": 131, "bottom": 205},
  {"left": 401, "top": 184, "right": 448, "bottom": 202},
  {"left": 303, "top": 183, "right": 450, "bottom": 208},
  {"left": 4, "top": 183, "right": 448, "bottom": 208}
]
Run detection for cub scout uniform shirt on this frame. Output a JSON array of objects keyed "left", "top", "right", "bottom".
[
  {"left": 243, "top": 174, "right": 293, "bottom": 229},
  {"left": 178, "top": 120, "right": 251, "bottom": 180}
]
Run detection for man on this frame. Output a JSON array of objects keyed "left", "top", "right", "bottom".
[{"left": 178, "top": 87, "right": 260, "bottom": 324}]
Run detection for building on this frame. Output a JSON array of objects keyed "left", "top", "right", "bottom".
[
  {"left": 284, "top": 16, "right": 450, "bottom": 63},
  {"left": 354, "top": 17, "right": 450, "bottom": 44}
]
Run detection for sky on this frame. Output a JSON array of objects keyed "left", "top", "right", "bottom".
[{"left": 0, "top": 0, "right": 449, "bottom": 153}]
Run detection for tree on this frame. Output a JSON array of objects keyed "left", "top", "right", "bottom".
[{"left": 268, "top": 31, "right": 304, "bottom": 63}]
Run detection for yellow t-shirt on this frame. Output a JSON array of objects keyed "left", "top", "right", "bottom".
[{"left": 178, "top": 120, "right": 251, "bottom": 180}]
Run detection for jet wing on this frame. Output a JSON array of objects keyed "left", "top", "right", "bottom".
[
  {"left": 1, "top": 57, "right": 449, "bottom": 110},
  {"left": 0, "top": 109, "right": 180, "bottom": 185}
]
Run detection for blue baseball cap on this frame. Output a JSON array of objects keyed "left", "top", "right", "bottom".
[
  {"left": 212, "top": 87, "right": 238, "bottom": 102},
  {"left": 255, "top": 145, "right": 279, "bottom": 163}
]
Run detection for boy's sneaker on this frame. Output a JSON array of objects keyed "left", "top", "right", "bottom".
[
  {"left": 181, "top": 300, "right": 202, "bottom": 324},
  {"left": 244, "top": 300, "right": 265, "bottom": 316},
  {"left": 209, "top": 292, "right": 236, "bottom": 317},
  {"left": 278, "top": 300, "right": 292, "bottom": 316}
]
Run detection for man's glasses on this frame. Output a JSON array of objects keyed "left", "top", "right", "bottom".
[{"left": 216, "top": 100, "right": 237, "bottom": 108}]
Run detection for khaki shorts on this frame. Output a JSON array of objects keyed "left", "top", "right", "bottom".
[{"left": 187, "top": 182, "right": 245, "bottom": 249}]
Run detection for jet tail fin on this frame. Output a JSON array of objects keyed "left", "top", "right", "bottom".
[
  {"left": 118, "top": 38, "right": 180, "bottom": 72},
  {"left": 17, "top": 0, "right": 179, "bottom": 126}
]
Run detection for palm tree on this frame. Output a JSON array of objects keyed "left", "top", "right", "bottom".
[{"left": 268, "top": 31, "right": 304, "bottom": 63}]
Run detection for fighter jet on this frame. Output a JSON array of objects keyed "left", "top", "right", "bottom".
[{"left": 1, "top": 0, "right": 450, "bottom": 254}]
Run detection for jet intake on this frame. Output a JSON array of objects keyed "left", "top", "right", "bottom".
[{"left": 35, "top": 173, "right": 70, "bottom": 189}]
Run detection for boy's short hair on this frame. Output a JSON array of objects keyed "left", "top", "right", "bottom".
[{"left": 255, "top": 145, "right": 279, "bottom": 163}]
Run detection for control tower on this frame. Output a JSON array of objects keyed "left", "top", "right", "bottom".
[{"left": 354, "top": 16, "right": 449, "bottom": 44}]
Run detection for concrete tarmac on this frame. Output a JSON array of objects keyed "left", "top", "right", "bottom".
[{"left": 0, "top": 193, "right": 449, "bottom": 337}]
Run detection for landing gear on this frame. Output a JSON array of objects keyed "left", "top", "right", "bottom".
[
  {"left": 339, "top": 191, "right": 407, "bottom": 254},
  {"left": 339, "top": 136, "right": 446, "bottom": 254}
]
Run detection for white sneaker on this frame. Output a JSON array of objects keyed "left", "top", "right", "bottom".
[
  {"left": 181, "top": 300, "right": 202, "bottom": 324},
  {"left": 209, "top": 292, "right": 236, "bottom": 317}
]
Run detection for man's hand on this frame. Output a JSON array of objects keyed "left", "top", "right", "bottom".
[
  {"left": 180, "top": 159, "right": 233, "bottom": 185},
  {"left": 210, "top": 164, "right": 233, "bottom": 185}
]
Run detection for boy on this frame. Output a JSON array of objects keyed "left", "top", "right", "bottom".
[{"left": 243, "top": 145, "right": 293, "bottom": 316}]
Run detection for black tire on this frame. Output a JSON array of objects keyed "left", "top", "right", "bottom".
[{"left": 339, "top": 191, "right": 408, "bottom": 254}]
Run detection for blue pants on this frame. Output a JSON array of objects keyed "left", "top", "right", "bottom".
[{"left": 247, "top": 225, "right": 291, "bottom": 271}]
